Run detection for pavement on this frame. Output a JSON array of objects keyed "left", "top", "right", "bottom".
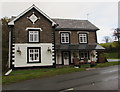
[{"left": 2, "top": 65, "right": 119, "bottom": 91}]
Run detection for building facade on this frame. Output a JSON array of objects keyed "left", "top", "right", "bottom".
[{"left": 8, "top": 5, "right": 105, "bottom": 68}]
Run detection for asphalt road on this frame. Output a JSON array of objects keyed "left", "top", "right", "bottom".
[
  {"left": 3, "top": 65, "right": 119, "bottom": 91},
  {"left": 107, "top": 59, "right": 120, "bottom": 62}
]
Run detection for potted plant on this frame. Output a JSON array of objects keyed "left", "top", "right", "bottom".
[
  {"left": 90, "top": 61, "right": 96, "bottom": 67},
  {"left": 84, "top": 57, "right": 88, "bottom": 64}
]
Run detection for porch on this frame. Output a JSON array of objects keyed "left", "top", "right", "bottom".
[{"left": 55, "top": 44, "right": 105, "bottom": 65}]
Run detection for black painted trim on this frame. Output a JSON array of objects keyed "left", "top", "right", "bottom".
[
  {"left": 95, "top": 31, "right": 98, "bottom": 43},
  {"left": 9, "top": 26, "right": 14, "bottom": 69},
  {"left": 60, "top": 32, "right": 70, "bottom": 44},
  {"left": 52, "top": 27, "right": 56, "bottom": 66},
  {"left": 78, "top": 33, "right": 88, "bottom": 44},
  {"left": 12, "top": 65, "right": 54, "bottom": 70},
  {"left": 61, "top": 51, "right": 71, "bottom": 65},
  {"left": 27, "top": 47, "right": 41, "bottom": 63},
  {"left": 27, "top": 30, "right": 40, "bottom": 43}
]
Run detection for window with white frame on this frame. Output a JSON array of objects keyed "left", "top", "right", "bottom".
[
  {"left": 29, "top": 31, "right": 39, "bottom": 42},
  {"left": 28, "top": 47, "right": 41, "bottom": 63},
  {"left": 61, "top": 33, "right": 70, "bottom": 43},
  {"left": 80, "top": 52, "right": 89, "bottom": 60},
  {"left": 79, "top": 34, "right": 87, "bottom": 43}
]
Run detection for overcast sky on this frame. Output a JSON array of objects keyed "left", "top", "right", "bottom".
[{"left": 0, "top": 1, "right": 118, "bottom": 43}]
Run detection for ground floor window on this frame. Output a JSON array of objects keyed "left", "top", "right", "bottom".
[
  {"left": 79, "top": 51, "right": 89, "bottom": 60},
  {"left": 27, "top": 47, "right": 41, "bottom": 63}
]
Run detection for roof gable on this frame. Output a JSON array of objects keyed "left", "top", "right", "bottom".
[{"left": 8, "top": 4, "right": 56, "bottom": 26}]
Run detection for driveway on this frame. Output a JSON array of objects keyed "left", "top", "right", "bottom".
[{"left": 2, "top": 65, "right": 119, "bottom": 91}]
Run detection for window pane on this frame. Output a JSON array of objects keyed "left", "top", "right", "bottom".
[
  {"left": 66, "top": 37, "right": 68, "bottom": 42},
  {"left": 85, "top": 53, "right": 88, "bottom": 58},
  {"left": 30, "top": 34, "right": 33, "bottom": 41},
  {"left": 62, "top": 37, "right": 65, "bottom": 42},
  {"left": 80, "top": 53, "right": 82, "bottom": 57},
  {"left": 80, "top": 37, "right": 83, "bottom": 42},
  {"left": 34, "top": 34, "right": 38, "bottom": 41},
  {"left": 31, "top": 54, "right": 33, "bottom": 60}
]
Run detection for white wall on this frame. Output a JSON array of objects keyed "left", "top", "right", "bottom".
[
  {"left": 56, "top": 51, "right": 62, "bottom": 64},
  {"left": 14, "top": 43, "right": 53, "bottom": 67},
  {"left": 89, "top": 50, "right": 97, "bottom": 62},
  {"left": 8, "top": 31, "right": 11, "bottom": 68}
]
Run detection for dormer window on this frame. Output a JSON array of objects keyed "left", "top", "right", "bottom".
[
  {"left": 61, "top": 33, "right": 70, "bottom": 43},
  {"left": 79, "top": 33, "right": 87, "bottom": 43}
]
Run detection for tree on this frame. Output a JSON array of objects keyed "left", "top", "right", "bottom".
[
  {"left": 1, "top": 17, "right": 10, "bottom": 73},
  {"left": 113, "top": 28, "right": 120, "bottom": 42},
  {"left": 102, "top": 36, "right": 111, "bottom": 43},
  {"left": 113, "top": 28, "right": 120, "bottom": 59}
]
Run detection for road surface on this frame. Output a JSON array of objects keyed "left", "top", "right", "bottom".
[
  {"left": 2, "top": 65, "right": 119, "bottom": 91},
  {"left": 107, "top": 59, "right": 120, "bottom": 62}
]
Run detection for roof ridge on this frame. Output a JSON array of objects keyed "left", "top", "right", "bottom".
[{"left": 52, "top": 18, "right": 88, "bottom": 21}]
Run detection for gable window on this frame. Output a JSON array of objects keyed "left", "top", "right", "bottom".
[
  {"left": 79, "top": 52, "right": 89, "bottom": 60},
  {"left": 27, "top": 47, "right": 41, "bottom": 63},
  {"left": 61, "top": 33, "right": 70, "bottom": 43},
  {"left": 28, "top": 31, "right": 39, "bottom": 42},
  {"left": 79, "top": 34, "right": 87, "bottom": 43}
]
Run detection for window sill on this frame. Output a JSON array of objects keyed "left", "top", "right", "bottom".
[{"left": 27, "top": 62, "right": 41, "bottom": 63}]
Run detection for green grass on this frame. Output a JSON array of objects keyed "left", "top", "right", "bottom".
[
  {"left": 99, "top": 42, "right": 119, "bottom": 48},
  {"left": 2, "top": 67, "right": 85, "bottom": 85},
  {"left": 2, "top": 61, "right": 120, "bottom": 85},
  {"left": 95, "top": 61, "right": 120, "bottom": 68}
]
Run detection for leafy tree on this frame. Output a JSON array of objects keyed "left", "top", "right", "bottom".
[
  {"left": 102, "top": 36, "right": 112, "bottom": 43},
  {"left": 1, "top": 17, "right": 10, "bottom": 73},
  {"left": 113, "top": 28, "right": 120, "bottom": 58},
  {"left": 113, "top": 28, "right": 120, "bottom": 42}
]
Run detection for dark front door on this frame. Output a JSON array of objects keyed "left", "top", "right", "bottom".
[{"left": 62, "top": 51, "right": 70, "bottom": 65}]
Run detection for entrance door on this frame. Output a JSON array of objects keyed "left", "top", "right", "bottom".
[{"left": 62, "top": 51, "right": 70, "bottom": 65}]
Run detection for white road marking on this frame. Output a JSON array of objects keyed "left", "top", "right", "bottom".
[{"left": 60, "top": 88, "right": 74, "bottom": 92}]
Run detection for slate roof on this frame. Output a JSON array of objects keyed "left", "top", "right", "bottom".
[
  {"left": 55, "top": 44, "right": 105, "bottom": 50},
  {"left": 52, "top": 18, "right": 99, "bottom": 31}
]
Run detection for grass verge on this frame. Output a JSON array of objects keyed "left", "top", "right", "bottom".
[
  {"left": 2, "top": 61, "right": 120, "bottom": 85},
  {"left": 95, "top": 61, "right": 120, "bottom": 68},
  {"left": 2, "top": 67, "right": 85, "bottom": 85}
]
